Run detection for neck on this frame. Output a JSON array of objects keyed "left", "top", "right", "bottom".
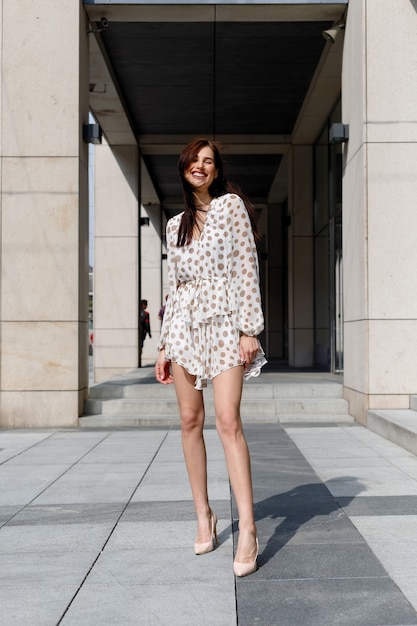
[{"left": 193, "top": 191, "right": 212, "bottom": 208}]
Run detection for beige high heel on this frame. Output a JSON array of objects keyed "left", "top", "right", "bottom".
[
  {"left": 233, "top": 537, "right": 259, "bottom": 577},
  {"left": 194, "top": 510, "right": 218, "bottom": 555}
]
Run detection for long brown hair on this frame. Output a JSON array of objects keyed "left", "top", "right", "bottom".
[{"left": 176, "top": 138, "right": 259, "bottom": 247}]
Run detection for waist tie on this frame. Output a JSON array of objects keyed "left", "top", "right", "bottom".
[{"left": 176, "top": 276, "right": 232, "bottom": 329}]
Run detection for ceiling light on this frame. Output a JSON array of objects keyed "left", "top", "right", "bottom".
[{"left": 322, "top": 22, "right": 345, "bottom": 44}]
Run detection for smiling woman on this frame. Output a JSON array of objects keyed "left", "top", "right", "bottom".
[{"left": 155, "top": 138, "right": 267, "bottom": 578}]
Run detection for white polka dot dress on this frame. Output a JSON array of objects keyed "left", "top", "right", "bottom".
[{"left": 158, "top": 193, "right": 267, "bottom": 389}]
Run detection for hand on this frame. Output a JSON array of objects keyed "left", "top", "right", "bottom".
[
  {"left": 155, "top": 349, "right": 174, "bottom": 385},
  {"left": 239, "top": 335, "right": 259, "bottom": 371}
]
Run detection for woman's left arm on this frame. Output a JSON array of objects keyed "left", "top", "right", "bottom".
[{"left": 230, "top": 195, "right": 265, "bottom": 338}]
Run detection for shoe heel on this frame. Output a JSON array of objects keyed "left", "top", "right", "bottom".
[
  {"left": 213, "top": 517, "right": 218, "bottom": 545},
  {"left": 194, "top": 510, "right": 217, "bottom": 555},
  {"left": 233, "top": 538, "right": 259, "bottom": 577}
]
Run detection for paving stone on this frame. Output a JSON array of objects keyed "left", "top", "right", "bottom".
[
  {"left": 236, "top": 579, "right": 417, "bottom": 626},
  {"left": 0, "top": 417, "right": 417, "bottom": 625}
]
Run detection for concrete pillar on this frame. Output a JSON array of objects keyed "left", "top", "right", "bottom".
[
  {"left": 0, "top": 1, "right": 89, "bottom": 427},
  {"left": 287, "top": 146, "right": 314, "bottom": 367},
  {"left": 93, "top": 142, "right": 139, "bottom": 382},
  {"left": 342, "top": 0, "right": 417, "bottom": 422}
]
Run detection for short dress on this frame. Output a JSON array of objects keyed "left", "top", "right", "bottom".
[{"left": 158, "top": 193, "right": 267, "bottom": 390}]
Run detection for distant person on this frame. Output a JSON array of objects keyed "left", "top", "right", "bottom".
[
  {"left": 158, "top": 295, "right": 168, "bottom": 323},
  {"left": 140, "top": 299, "right": 151, "bottom": 349}
]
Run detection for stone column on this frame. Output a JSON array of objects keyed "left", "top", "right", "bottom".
[
  {"left": 287, "top": 146, "right": 314, "bottom": 367},
  {"left": 0, "top": 1, "right": 89, "bottom": 427},
  {"left": 342, "top": 0, "right": 417, "bottom": 422},
  {"left": 93, "top": 142, "right": 139, "bottom": 382},
  {"left": 267, "top": 203, "right": 285, "bottom": 359}
]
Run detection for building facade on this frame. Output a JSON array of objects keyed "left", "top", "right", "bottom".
[{"left": 0, "top": 0, "right": 416, "bottom": 427}]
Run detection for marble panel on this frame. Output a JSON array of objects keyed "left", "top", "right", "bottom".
[
  {"left": 93, "top": 329, "right": 139, "bottom": 369},
  {"left": 342, "top": 0, "right": 367, "bottom": 159},
  {"left": 2, "top": 157, "right": 80, "bottom": 320},
  {"left": 1, "top": 321, "right": 78, "bottom": 390},
  {"left": 366, "top": 0, "right": 417, "bottom": 141},
  {"left": 369, "top": 320, "right": 417, "bottom": 394},
  {"left": 0, "top": 391, "right": 79, "bottom": 428},
  {"left": 369, "top": 394, "right": 410, "bottom": 410},
  {"left": 2, "top": 0, "right": 81, "bottom": 157},
  {"left": 94, "top": 144, "right": 138, "bottom": 237},
  {"left": 367, "top": 143, "right": 417, "bottom": 319},
  {"left": 94, "top": 237, "right": 138, "bottom": 328},
  {"left": 343, "top": 319, "right": 368, "bottom": 393},
  {"left": 342, "top": 145, "right": 368, "bottom": 323}
]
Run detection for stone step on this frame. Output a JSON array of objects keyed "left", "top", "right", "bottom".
[
  {"left": 367, "top": 409, "right": 417, "bottom": 456},
  {"left": 88, "top": 380, "right": 343, "bottom": 401},
  {"left": 84, "top": 396, "right": 350, "bottom": 417},
  {"left": 125, "top": 383, "right": 343, "bottom": 400},
  {"left": 79, "top": 412, "right": 354, "bottom": 428},
  {"left": 84, "top": 370, "right": 351, "bottom": 426}
]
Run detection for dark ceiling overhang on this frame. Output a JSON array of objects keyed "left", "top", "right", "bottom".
[{"left": 84, "top": 2, "right": 347, "bottom": 211}]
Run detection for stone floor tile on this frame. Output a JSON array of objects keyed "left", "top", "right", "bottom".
[
  {"left": 62, "top": 582, "right": 236, "bottom": 626},
  {"left": 0, "top": 464, "right": 70, "bottom": 506},
  {"left": 32, "top": 464, "right": 148, "bottom": 504},
  {"left": 0, "top": 522, "right": 114, "bottom": 553},
  {"left": 0, "top": 551, "right": 98, "bottom": 587},
  {"left": 86, "top": 544, "right": 232, "bottom": 586},
  {"left": 0, "top": 585, "right": 78, "bottom": 626},
  {"left": 6, "top": 502, "right": 125, "bottom": 526},
  {"left": 235, "top": 579, "right": 417, "bottom": 626}
]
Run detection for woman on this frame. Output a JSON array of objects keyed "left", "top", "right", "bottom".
[{"left": 155, "top": 138, "right": 267, "bottom": 577}]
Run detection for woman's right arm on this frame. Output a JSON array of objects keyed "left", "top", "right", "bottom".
[
  {"left": 156, "top": 219, "right": 177, "bottom": 351},
  {"left": 155, "top": 218, "right": 177, "bottom": 385}
]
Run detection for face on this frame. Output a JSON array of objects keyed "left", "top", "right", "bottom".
[{"left": 184, "top": 146, "right": 218, "bottom": 192}]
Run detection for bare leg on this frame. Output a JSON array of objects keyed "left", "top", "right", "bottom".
[
  {"left": 212, "top": 366, "right": 257, "bottom": 563},
  {"left": 172, "top": 363, "right": 212, "bottom": 543}
]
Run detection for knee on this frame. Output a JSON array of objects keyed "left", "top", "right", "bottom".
[
  {"left": 216, "top": 409, "right": 241, "bottom": 439},
  {"left": 180, "top": 408, "right": 203, "bottom": 433}
]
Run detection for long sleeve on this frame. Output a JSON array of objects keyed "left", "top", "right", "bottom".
[
  {"left": 229, "top": 195, "right": 264, "bottom": 336},
  {"left": 157, "top": 217, "right": 179, "bottom": 350}
]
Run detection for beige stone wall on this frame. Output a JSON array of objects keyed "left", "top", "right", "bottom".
[
  {"left": 342, "top": 0, "right": 417, "bottom": 422},
  {"left": 93, "top": 142, "right": 140, "bottom": 383},
  {"left": 0, "top": 1, "right": 90, "bottom": 427}
]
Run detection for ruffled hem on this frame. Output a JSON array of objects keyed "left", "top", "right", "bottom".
[
  {"left": 166, "top": 348, "right": 267, "bottom": 391},
  {"left": 243, "top": 348, "right": 268, "bottom": 382}
]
